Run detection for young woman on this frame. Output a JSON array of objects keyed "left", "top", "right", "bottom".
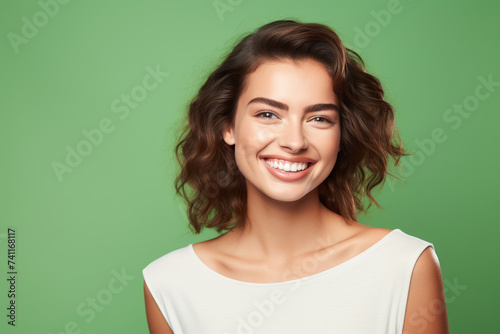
[{"left": 143, "top": 20, "right": 449, "bottom": 334}]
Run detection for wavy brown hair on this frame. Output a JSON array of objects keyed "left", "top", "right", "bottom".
[{"left": 175, "top": 19, "right": 405, "bottom": 234}]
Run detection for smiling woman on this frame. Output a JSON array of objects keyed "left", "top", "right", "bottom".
[{"left": 142, "top": 20, "right": 449, "bottom": 334}]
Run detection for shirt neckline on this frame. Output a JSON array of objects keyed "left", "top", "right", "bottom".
[{"left": 188, "top": 228, "right": 401, "bottom": 287}]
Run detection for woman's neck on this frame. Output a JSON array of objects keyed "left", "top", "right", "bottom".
[{"left": 228, "top": 186, "right": 347, "bottom": 261}]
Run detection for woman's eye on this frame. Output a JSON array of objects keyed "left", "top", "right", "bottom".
[
  {"left": 257, "top": 111, "right": 277, "bottom": 119},
  {"left": 310, "top": 116, "right": 333, "bottom": 124}
]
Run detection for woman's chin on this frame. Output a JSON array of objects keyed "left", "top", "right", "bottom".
[{"left": 256, "top": 188, "right": 317, "bottom": 205}]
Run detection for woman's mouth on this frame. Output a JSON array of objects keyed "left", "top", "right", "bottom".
[
  {"left": 261, "top": 158, "right": 314, "bottom": 181},
  {"left": 263, "top": 158, "right": 311, "bottom": 172}
]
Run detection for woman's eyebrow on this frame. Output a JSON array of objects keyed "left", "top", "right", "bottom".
[{"left": 247, "top": 97, "right": 339, "bottom": 113}]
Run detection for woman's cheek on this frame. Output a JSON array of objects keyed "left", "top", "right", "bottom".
[{"left": 254, "top": 126, "right": 278, "bottom": 144}]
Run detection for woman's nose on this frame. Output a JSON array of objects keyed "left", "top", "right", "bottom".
[{"left": 278, "top": 120, "right": 308, "bottom": 153}]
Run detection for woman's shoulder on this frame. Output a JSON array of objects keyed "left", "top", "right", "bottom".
[
  {"left": 327, "top": 223, "right": 434, "bottom": 265},
  {"left": 361, "top": 226, "right": 435, "bottom": 269},
  {"left": 143, "top": 244, "right": 195, "bottom": 278},
  {"left": 384, "top": 227, "right": 434, "bottom": 250},
  {"left": 349, "top": 223, "right": 432, "bottom": 246}
]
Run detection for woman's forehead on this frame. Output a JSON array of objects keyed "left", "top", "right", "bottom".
[{"left": 238, "top": 58, "right": 337, "bottom": 108}]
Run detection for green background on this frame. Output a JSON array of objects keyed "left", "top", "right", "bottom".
[{"left": 1, "top": 0, "right": 498, "bottom": 333}]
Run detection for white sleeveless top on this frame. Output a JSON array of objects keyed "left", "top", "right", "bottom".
[{"left": 143, "top": 229, "right": 433, "bottom": 334}]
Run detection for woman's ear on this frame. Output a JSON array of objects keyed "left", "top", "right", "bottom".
[{"left": 223, "top": 126, "right": 235, "bottom": 145}]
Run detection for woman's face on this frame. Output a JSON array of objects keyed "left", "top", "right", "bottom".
[{"left": 223, "top": 58, "right": 341, "bottom": 203}]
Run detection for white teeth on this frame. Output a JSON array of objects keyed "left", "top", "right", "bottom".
[{"left": 264, "top": 159, "right": 310, "bottom": 172}]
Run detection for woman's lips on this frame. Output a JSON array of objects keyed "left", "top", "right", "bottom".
[{"left": 261, "top": 158, "right": 314, "bottom": 181}]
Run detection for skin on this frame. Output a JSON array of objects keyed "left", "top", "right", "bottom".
[{"left": 144, "top": 58, "right": 449, "bottom": 333}]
